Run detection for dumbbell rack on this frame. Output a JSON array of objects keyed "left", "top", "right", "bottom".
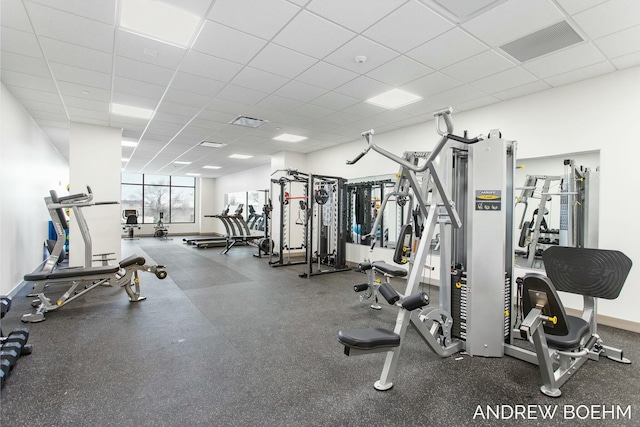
[{"left": 1, "top": 296, "right": 33, "bottom": 387}]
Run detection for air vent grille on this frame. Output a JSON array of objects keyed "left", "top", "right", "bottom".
[{"left": 500, "top": 21, "right": 583, "bottom": 63}]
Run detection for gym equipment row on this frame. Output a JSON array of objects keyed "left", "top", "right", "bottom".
[
  {"left": 1, "top": 296, "right": 32, "bottom": 387},
  {"left": 337, "top": 107, "right": 632, "bottom": 397},
  {"left": 21, "top": 187, "right": 167, "bottom": 322},
  {"left": 270, "top": 169, "right": 350, "bottom": 277}
]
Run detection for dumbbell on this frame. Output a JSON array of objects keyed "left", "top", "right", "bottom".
[
  {"left": 4, "top": 329, "right": 32, "bottom": 356},
  {"left": 1, "top": 297, "right": 11, "bottom": 318}
]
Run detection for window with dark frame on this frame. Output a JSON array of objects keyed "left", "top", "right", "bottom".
[{"left": 121, "top": 173, "right": 195, "bottom": 224}]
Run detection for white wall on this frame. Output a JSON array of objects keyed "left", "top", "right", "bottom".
[
  {"left": 69, "top": 123, "right": 122, "bottom": 266},
  {"left": 207, "top": 164, "right": 271, "bottom": 234},
  {"left": 0, "top": 83, "right": 68, "bottom": 295},
  {"left": 307, "top": 65, "right": 640, "bottom": 324}
]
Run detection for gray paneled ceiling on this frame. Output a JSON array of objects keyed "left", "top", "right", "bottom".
[{"left": 2, "top": 0, "right": 639, "bottom": 177}]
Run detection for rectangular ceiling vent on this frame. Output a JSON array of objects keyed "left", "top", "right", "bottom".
[
  {"left": 199, "top": 141, "right": 227, "bottom": 148},
  {"left": 500, "top": 21, "right": 583, "bottom": 63},
  {"left": 230, "top": 115, "right": 268, "bottom": 128}
]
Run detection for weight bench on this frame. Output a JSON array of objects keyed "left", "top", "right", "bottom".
[
  {"left": 519, "top": 246, "right": 632, "bottom": 397},
  {"left": 22, "top": 254, "right": 167, "bottom": 323}
]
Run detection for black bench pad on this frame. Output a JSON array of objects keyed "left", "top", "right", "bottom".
[
  {"left": 372, "top": 262, "right": 407, "bottom": 278},
  {"left": 546, "top": 315, "right": 590, "bottom": 350},
  {"left": 338, "top": 328, "right": 400, "bottom": 349},
  {"left": 24, "top": 265, "right": 119, "bottom": 281},
  {"left": 120, "top": 255, "right": 146, "bottom": 268}
]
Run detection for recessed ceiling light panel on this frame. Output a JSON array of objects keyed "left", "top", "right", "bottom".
[
  {"left": 186, "top": 173, "right": 201, "bottom": 176},
  {"left": 120, "top": 0, "right": 200, "bottom": 48},
  {"left": 174, "top": 161, "right": 192, "bottom": 165},
  {"left": 273, "top": 133, "right": 308, "bottom": 143},
  {"left": 203, "top": 165, "right": 222, "bottom": 169},
  {"left": 199, "top": 141, "right": 227, "bottom": 148},
  {"left": 111, "top": 103, "right": 154, "bottom": 119},
  {"left": 121, "top": 140, "right": 138, "bottom": 147},
  {"left": 366, "top": 89, "right": 422, "bottom": 109},
  {"left": 230, "top": 116, "right": 268, "bottom": 128},
  {"left": 229, "top": 154, "right": 253, "bottom": 160}
]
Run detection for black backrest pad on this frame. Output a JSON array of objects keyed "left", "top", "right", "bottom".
[
  {"left": 542, "top": 246, "right": 632, "bottom": 300},
  {"left": 522, "top": 273, "right": 569, "bottom": 336}
]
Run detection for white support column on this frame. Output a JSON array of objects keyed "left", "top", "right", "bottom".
[{"left": 68, "top": 123, "right": 122, "bottom": 266}]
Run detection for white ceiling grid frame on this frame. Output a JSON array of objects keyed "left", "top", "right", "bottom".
[
  {"left": 1, "top": 0, "right": 34, "bottom": 32},
  {"left": 363, "top": 1, "right": 454, "bottom": 52},
  {"left": 571, "top": 0, "right": 640, "bottom": 40},
  {"left": 191, "top": 20, "right": 268, "bottom": 64},
  {"left": 306, "top": 0, "right": 408, "bottom": 33},
  {"left": 38, "top": 37, "right": 114, "bottom": 73},
  {"left": 365, "top": 56, "right": 434, "bottom": 87},
  {"left": 595, "top": 25, "right": 640, "bottom": 59},
  {"left": 523, "top": 42, "right": 606, "bottom": 79},
  {"left": 323, "top": 36, "right": 399, "bottom": 74},
  {"left": 406, "top": 28, "right": 488, "bottom": 69},
  {"left": 295, "top": 61, "right": 359, "bottom": 91},
  {"left": 440, "top": 50, "right": 516, "bottom": 83},
  {"left": 27, "top": 0, "right": 117, "bottom": 25},
  {"left": 208, "top": 0, "right": 301, "bottom": 40},
  {"left": 272, "top": 11, "right": 357, "bottom": 59},
  {"left": 115, "top": 29, "right": 185, "bottom": 69}
]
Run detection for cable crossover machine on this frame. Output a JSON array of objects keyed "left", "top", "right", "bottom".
[{"left": 337, "top": 108, "right": 632, "bottom": 397}]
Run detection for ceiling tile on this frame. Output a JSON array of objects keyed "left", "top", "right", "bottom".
[
  {"left": 217, "top": 84, "right": 269, "bottom": 105},
  {"left": 295, "top": 61, "right": 358, "bottom": 90},
  {"left": 555, "top": 0, "right": 607, "bottom": 15},
  {"left": 114, "top": 55, "right": 175, "bottom": 86},
  {"left": 440, "top": 50, "right": 515, "bottom": 83},
  {"left": 62, "top": 95, "right": 110, "bottom": 112},
  {"left": 310, "top": 91, "right": 360, "bottom": 110},
  {"left": 415, "top": 84, "right": 486, "bottom": 111},
  {"left": 594, "top": 24, "right": 640, "bottom": 59},
  {"left": 611, "top": 51, "right": 640, "bottom": 69},
  {"left": 67, "top": 107, "right": 110, "bottom": 121},
  {"left": 493, "top": 80, "right": 551, "bottom": 100},
  {"left": 273, "top": 11, "right": 355, "bottom": 59},
  {"left": 28, "top": 0, "right": 116, "bottom": 25},
  {"left": 249, "top": 43, "right": 317, "bottom": 78},
  {"left": 18, "top": 98, "right": 65, "bottom": 113},
  {"left": 32, "top": 118, "right": 69, "bottom": 129},
  {"left": 160, "top": 0, "right": 213, "bottom": 16},
  {"left": 115, "top": 29, "right": 185, "bottom": 70},
  {"left": 334, "top": 76, "right": 393, "bottom": 100},
  {"left": 208, "top": 0, "right": 300, "bottom": 40},
  {"left": 341, "top": 102, "right": 386, "bottom": 118},
  {"left": 180, "top": 50, "right": 243, "bottom": 82},
  {"left": 523, "top": 43, "right": 606, "bottom": 79},
  {"left": 462, "top": 0, "right": 564, "bottom": 46},
  {"left": 113, "top": 76, "right": 165, "bottom": 101},
  {"left": 39, "top": 37, "right": 113, "bottom": 73},
  {"left": 290, "top": 104, "right": 333, "bottom": 119},
  {"left": 231, "top": 67, "right": 289, "bottom": 93},
  {"left": 366, "top": 56, "right": 433, "bottom": 86},
  {"left": 58, "top": 81, "right": 110, "bottom": 101},
  {"left": 1, "top": 27, "right": 43, "bottom": 58},
  {"left": 573, "top": 0, "right": 640, "bottom": 39},
  {"left": 1, "top": 0, "right": 32, "bottom": 32},
  {"left": 255, "top": 95, "right": 305, "bottom": 112},
  {"left": 324, "top": 36, "right": 399, "bottom": 74},
  {"left": 112, "top": 92, "right": 159, "bottom": 110},
  {"left": 193, "top": 20, "right": 268, "bottom": 64},
  {"left": 307, "top": 0, "right": 406, "bottom": 33},
  {"left": 28, "top": 109, "right": 68, "bottom": 121},
  {"left": 156, "top": 101, "right": 201, "bottom": 117},
  {"left": 544, "top": 61, "right": 615, "bottom": 87},
  {"left": 451, "top": 95, "right": 501, "bottom": 112},
  {"left": 401, "top": 71, "right": 462, "bottom": 98},
  {"left": 275, "top": 80, "right": 328, "bottom": 103},
  {"left": 171, "top": 72, "right": 225, "bottom": 97},
  {"left": 363, "top": 2, "right": 453, "bottom": 53},
  {"left": 50, "top": 62, "right": 112, "bottom": 89},
  {"left": 468, "top": 67, "right": 538, "bottom": 93},
  {"left": 163, "top": 88, "right": 212, "bottom": 109},
  {"left": 427, "top": 0, "right": 503, "bottom": 21},
  {"left": 1, "top": 51, "right": 50, "bottom": 77},
  {"left": 407, "top": 28, "right": 488, "bottom": 70},
  {"left": 25, "top": 2, "right": 115, "bottom": 53},
  {"left": 1, "top": 69, "right": 57, "bottom": 92},
  {"left": 5, "top": 85, "right": 62, "bottom": 104},
  {"left": 204, "top": 98, "right": 252, "bottom": 115}
]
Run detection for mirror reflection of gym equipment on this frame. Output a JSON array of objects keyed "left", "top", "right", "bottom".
[
  {"left": 337, "top": 108, "right": 632, "bottom": 398},
  {"left": 514, "top": 153, "right": 599, "bottom": 269}
]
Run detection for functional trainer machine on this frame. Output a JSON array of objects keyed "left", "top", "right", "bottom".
[{"left": 337, "top": 108, "right": 631, "bottom": 397}]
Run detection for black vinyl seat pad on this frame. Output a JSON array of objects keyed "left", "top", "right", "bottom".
[
  {"left": 24, "top": 265, "right": 119, "bottom": 281},
  {"left": 338, "top": 328, "right": 400, "bottom": 349},
  {"left": 545, "top": 315, "right": 590, "bottom": 350},
  {"left": 372, "top": 262, "right": 407, "bottom": 278}
]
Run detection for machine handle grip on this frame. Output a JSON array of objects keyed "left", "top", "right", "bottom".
[
  {"left": 446, "top": 133, "right": 484, "bottom": 144},
  {"left": 346, "top": 149, "right": 369, "bottom": 165}
]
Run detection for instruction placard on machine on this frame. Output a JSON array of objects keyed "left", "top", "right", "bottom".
[{"left": 475, "top": 190, "right": 501, "bottom": 211}]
